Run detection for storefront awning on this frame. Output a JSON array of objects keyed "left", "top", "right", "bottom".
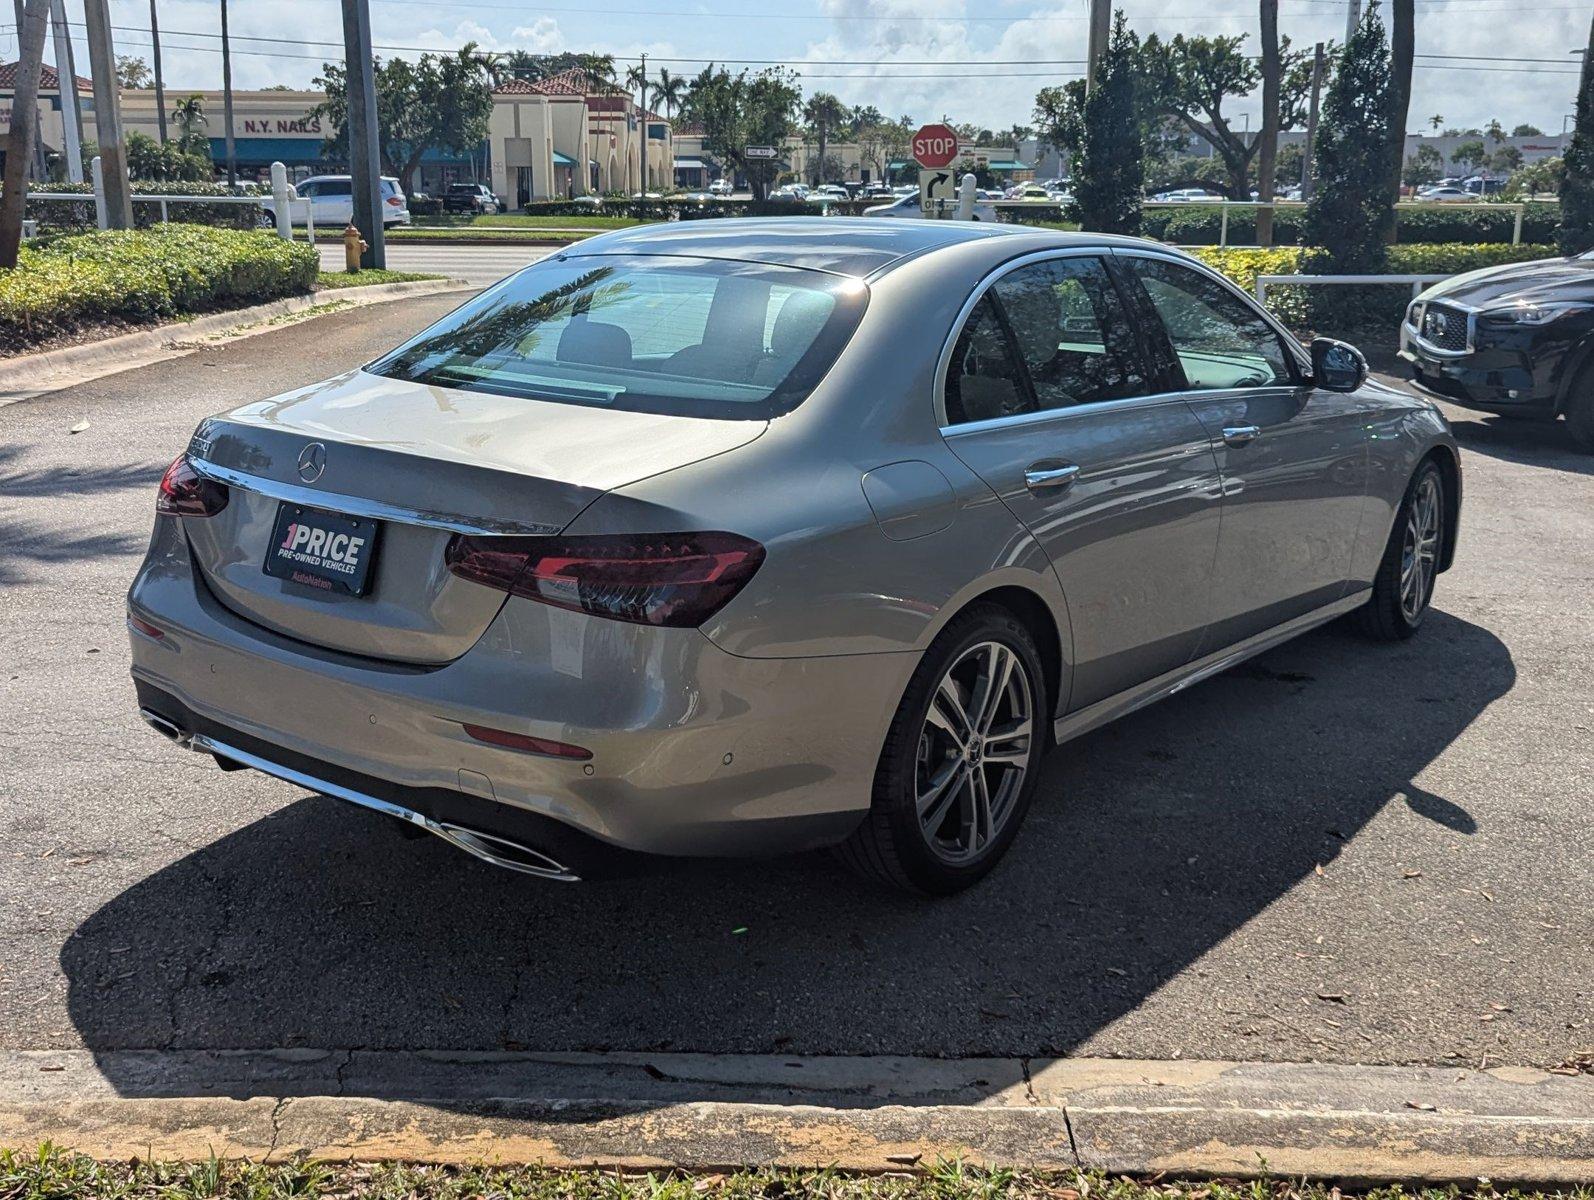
[
  {"left": 673, "top": 157, "right": 706, "bottom": 169},
  {"left": 987, "top": 160, "right": 1029, "bottom": 171},
  {"left": 553, "top": 150, "right": 577, "bottom": 167}
]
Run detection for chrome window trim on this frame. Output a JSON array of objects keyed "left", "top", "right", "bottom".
[
  {"left": 934, "top": 243, "right": 1312, "bottom": 435},
  {"left": 188, "top": 458, "right": 562, "bottom": 537}
]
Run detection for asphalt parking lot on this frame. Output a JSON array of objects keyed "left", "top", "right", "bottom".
[{"left": 2, "top": 295, "right": 1590, "bottom": 1092}]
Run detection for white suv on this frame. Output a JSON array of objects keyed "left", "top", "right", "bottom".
[{"left": 266, "top": 175, "right": 411, "bottom": 229}]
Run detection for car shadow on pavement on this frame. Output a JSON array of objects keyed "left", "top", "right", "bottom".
[
  {"left": 61, "top": 609, "right": 1514, "bottom": 1094},
  {"left": 1445, "top": 415, "right": 1594, "bottom": 476}
]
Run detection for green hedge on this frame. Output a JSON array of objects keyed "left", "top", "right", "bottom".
[
  {"left": 1194, "top": 242, "right": 1558, "bottom": 332},
  {"left": 12, "top": 180, "right": 266, "bottom": 232},
  {"left": 0, "top": 224, "right": 318, "bottom": 354},
  {"left": 1136, "top": 201, "right": 1558, "bottom": 246}
]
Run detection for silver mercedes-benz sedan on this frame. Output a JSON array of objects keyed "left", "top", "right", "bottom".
[{"left": 129, "top": 218, "right": 1460, "bottom": 894}]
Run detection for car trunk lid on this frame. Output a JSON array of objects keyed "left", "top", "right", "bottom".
[{"left": 182, "top": 370, "right": 765, "bottom": 663}]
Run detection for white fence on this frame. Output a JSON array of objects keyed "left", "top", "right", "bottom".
[
  {"left": 1131, "top": 199, "right": 1530, "bottom": 248},
  {"left": 24, "top": 158, "right": 316, "bottom": 245},
  {"left": 1254, "top": 272, "right": 1452, "bottom": 306}
]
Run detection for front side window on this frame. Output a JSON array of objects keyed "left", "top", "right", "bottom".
[
  {"left": 319, "top": 179, "right": 352, "bottom": 197},
  {"left": 991, "top": 256, "right": 1148, "bottom": 411},
  {"left": 1127, "top": 257, "right": 1294, "bottom": 390},
  {"left": 367, "top": 254, "right": 866, "bottom": 420}
]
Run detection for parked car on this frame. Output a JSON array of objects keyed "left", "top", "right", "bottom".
[
  {"left": 443, "top": 183, "right": 500, "bottom": 215},
  {"left": 264, "top": 175, "right": 411, "bottom": 228},
  {"left": 1416, "top": 186, "right": 1474, "bottom": 203},
  {"left": 814, "top": 185, "right": 851, "bottom": 202},
  {"left": 1008, "top": 183, "right": 1053, "bottom": 201},
  {"left": 862, "top": 191, "right": 997, "bottom": 221},
  {"left": 1150, "top": 188, "right": 1226, "bottom": 203},
  {"left": 1400, "top": 251, "right": 1594, "bottom": 449},
  {"left": 130, "top": 219, "right": 1459, "bottom": 894},
  {"left": 708, "top": 179, "right": 733, "bottom": 196}
]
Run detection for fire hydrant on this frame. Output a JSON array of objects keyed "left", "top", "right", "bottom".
[{"left": 343, "top": 222, "right": 368, "bottom": 273}]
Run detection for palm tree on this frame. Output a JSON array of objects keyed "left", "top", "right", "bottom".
[
  {"left": 802, "top": 91, "right": 847, "bottom": 185},
  {"left": 653, "top": 68, "right": 687, "bottom": 121},
  {"left": 506, "top": 51, "right": 544, "bottom": 82},
  {"left": 625, "top": 62, "right": 647, "bottom": 95},
  {"left": 171, "top": 92, "right": 207, "bottom": 153},
  {"left": 1429, "top": 114, "right": 1444, "bottom": 132},
  {"left": 578, "top": 53, "right": 617, "bottom": 85}
]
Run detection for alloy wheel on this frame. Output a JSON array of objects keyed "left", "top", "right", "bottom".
[
  {"left": 915, "top": 640, "right": 1034, "bottom": 865},
  {"left": 1400, "top": 473, "right": 1442, "bottom": 622}
]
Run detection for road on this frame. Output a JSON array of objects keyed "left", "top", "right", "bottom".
[
  {"left": 1, "top": 296, "right": 1589, "bottom": 1087},
  {"left": 316, "top": 241, "right": 551, "bottom": 285}
]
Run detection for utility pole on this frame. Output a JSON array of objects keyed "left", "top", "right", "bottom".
[
  {"left": 1256, "top": 0, "right": 1280, "bottom": 247},
  {"left": 1, "top": 0, "right": 49, "bottom": 266},
  {"left": 150, "top": 0, "right": 167, "bottom": 144},
  {"left": 1301, "top": 41, "right": 1325, "bottom": 200},
  {"left": 82, "top": 0, "right": 133, "bottom": 227},
  {"left": 48, "top": 0, "right": 83, "bottom": 181},
  {"left": 220, "top": 0, "right": 236, "bottom": 184},
  {"left": 637, "top": 51, "right": 647, "bottom": 194},
  {"left": 1345, "top": 0, "right": 1361, "bottom": 43},
  {"left": 1086, "top": 0, "right": 1111, "bottom": 94},
  {"left": 341, "top": 0, "right": 385, "bottom": 268}
]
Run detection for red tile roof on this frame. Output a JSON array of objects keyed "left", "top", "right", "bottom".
[
  {"left": 0, "top": 60, "right": 93, "bottom": 90},
  {"left": 493, "top": 67, "right": 625, "bottom": 98}
]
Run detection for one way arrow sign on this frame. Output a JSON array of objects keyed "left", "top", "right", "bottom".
[{"left": 919, "top": 169, "right": 955, "bottom": 216}]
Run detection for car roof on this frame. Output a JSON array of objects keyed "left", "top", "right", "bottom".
[{"left": 563, "top": 217, "right": 1161, "bottom": 279}]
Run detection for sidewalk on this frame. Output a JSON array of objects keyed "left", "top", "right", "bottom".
[{"left": 4, "top": 1051, "right": 1590, "bottom": 1183}]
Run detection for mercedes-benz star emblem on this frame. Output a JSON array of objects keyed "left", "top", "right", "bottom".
[{"left": 296, "top": 442, "right": 327, "bottom": 483}]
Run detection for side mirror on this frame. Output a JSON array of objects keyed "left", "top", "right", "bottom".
[{"left": 1310, "top": 336, "right": 1368, "bottom": 393}]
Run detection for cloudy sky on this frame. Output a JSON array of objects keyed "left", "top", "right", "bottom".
[{"left": 9, "top": 0, "right": 1590, "bottom": 136}]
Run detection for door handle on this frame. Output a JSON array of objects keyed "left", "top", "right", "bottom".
[
  {"left": 1222, "top": 425, "right": 1262, "bottom": 447},
  {"left": 1024, "top": 462, "right": 1081, "bottom": 491}
]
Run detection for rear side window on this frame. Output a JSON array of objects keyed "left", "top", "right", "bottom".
[
  {"left": 944, "top": 295, "right": 1028, "bottom": 425},
  {"left": 319, "top": 179, "right": 352, "bottom": 196},
  {"left": 1125, "top": 257, "right": 1294, "bottom": 390},
  {"left": 367, "top": 253, "right": 867, "bottom": 420},
  {"left": 991, "top": 256, "right": 1148, "bottom": 410}
]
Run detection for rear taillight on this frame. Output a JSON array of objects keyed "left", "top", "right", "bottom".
[
  {"left": 156, "top": 455, "right": 229, "bottom": 517},
  {"left": 445, "top": 531, "right": 765, "bottom": 628},
  {"left": 385, "top": 195, "right": 402, "bottom": 207}
]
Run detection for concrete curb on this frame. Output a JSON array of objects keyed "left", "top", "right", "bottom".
[
  {"left": 2, "top": 1051, "right": 1590, "bottom": 1183},
  {"left": 0, "top": 278, "right": 474, "bottom": 407}
]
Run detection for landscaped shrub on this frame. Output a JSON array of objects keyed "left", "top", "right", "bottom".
[
  {"left": 12, "top": 179, "right": 268, "bottom": 233},
  {"left": 1194, "top": 242, "right": 1559, "bottom": 334},
  {"left": 0, "top": 224, "right": 318, "bottom": 353}
]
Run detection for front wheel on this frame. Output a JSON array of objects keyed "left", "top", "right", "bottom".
[
  {"left": 837, "top": 604, "right": 1047, "bottom": 894},
  {"left": 1356, "top": 459, "right": 1445, "bottom": 640}
]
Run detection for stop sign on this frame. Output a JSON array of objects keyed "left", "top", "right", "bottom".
[{"left": 911, "top": 123, "right": 960, "bottom": 169}]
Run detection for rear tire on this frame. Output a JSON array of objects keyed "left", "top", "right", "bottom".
[
  {"left": 1355, "top": 459, "right": 1445, "bottom": 641},
  {"left": 836, "top": 603, "right": 1048, "bottom": 895}
]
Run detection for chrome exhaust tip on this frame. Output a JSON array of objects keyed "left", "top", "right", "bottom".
[
  {"left": 437, "top": 823, "right": 582, "bottom": 882},
  {"left": 139, "top": 707, "right": 191, "bottom": 746}
]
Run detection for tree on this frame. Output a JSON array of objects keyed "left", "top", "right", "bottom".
[
  {"left": 1512, "top": 123, "right": 1544, "bottom": 137},
  {"left": 313, "top": 45, "right": 494, "bottom": 198},
  {"left": 1485, "top": 118, "right": 1506, "bottom": 144},
  {"left": 802, "top": 91, "right": 847, "bottom": 184},
  {"left": 1138, "top": 31, "right": 1316, "bottom": 199},
  {"left": 653, "top": 68, "right": 687, "bottom": 121},
  {"left": 1007, "top": 124, "right": 1034, "bottom": 145},
  {"left": 1452, "top": 139, "right": 1486, "bottom": 172},
  {"left": 1508, "top": 155, "right": 1562, "bottom": 198},
  {"left": 1033, "top": 80, "right": 1087, "bottom": 166},
  {"left": 171, "top": 93, "right": 208, "bottom": 143},
  {"left": 1561, "top": 18, "right": 1594, "bottom": 254},
  {"left": 116, "top": 55, "right": 152, "bottom": 88},
  {"left": 1256, "top": 0, "right": 1281, "bottom": 246},
  {"left": 855, "top": 115, "right": 912, "bottom": 184},
  {"left": 1403, "top": 143, "right": 1443, "bottom": 187},
  {"left": 1, "top": 0, "right": 50, "bottom": 269},
  {"left": 1384, "top": 0, "right": 1414, "bottom": 229},
  {"left": 124, "top": 129, "right": 210, "bottom": 180},
  {"left": 1428, "top": 114, "right": 1443, "bottom": 131},
  {"left": 1490, "top": 145, "right": 1524, "bottom": 174},
  {"left": 1273, "top": 141, "right": 1304, "bottom": 187},
  {"left": 687, "top": 66, "right": 802, "bottom": 199},
  {"left": 1075, "top": 11, "right": 1143, "bottom": 235},
  {"left": 1303, "top": 3, "right": 1395, "bottom": 272}
]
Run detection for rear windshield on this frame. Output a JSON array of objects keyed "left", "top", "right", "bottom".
[{"left": 366, "top": 253, "right": 868, "bottom": 420}]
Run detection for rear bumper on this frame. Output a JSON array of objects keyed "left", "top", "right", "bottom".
[{"left": 128, "top": 518, "right": 913, "bottom": 863}]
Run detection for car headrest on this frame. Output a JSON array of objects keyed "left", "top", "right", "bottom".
[
  {"left": 1000, "top": 282, "right": 1062, "bottom": 368},
  {"left": 768, "top": 292, "right": 834, "bottom": 359},
  {"left": 557, "top": 316, "right": 632, "bottom": 367}
]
